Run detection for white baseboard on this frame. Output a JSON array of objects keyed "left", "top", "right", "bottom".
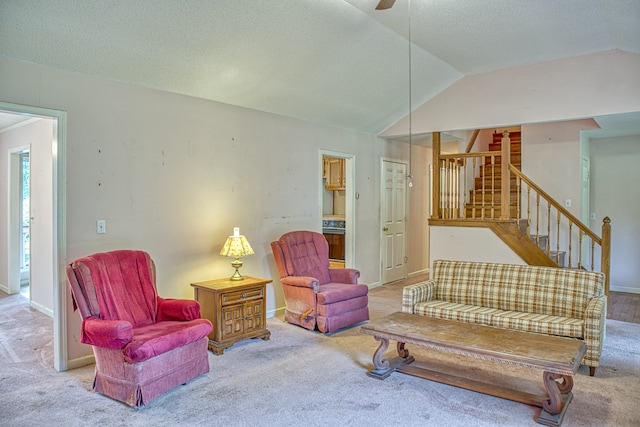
[
  {"left": 611, "top": 286, "right": 640, "bottom": 294},
  {"left": 368, "top": 281, "right": 383, "bottom": 289},
  {"left": 67, "top": 354, "right": 95, "bottom": 369},
  {"left": 30, "top": 300, "right": 53, "bottom": 317},
  {"left": 267, "top": 306, "right": 286, "bottom": 318},
  {"left": 408, "top": 268, "right": 429, "bottom": 278},
  {"left": 0, "top": 283, "right": 8, "bottom": 294}
]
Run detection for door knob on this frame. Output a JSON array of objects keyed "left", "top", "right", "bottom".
[{"left": 383, "top": 227, "right": 389, "bottom": 232}]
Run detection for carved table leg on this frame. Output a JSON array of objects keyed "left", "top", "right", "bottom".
[
  {"left": 367, "top": 336, "right": 414, "bottom": 380},
  {"left": 372, "top": 335, "right": 390, "bottom": 371},
  {"left": 536, "top": 371, "right": 575, "bottom": 426},
  {"left": 397, "top": 342, "right": 410, "bottom": 358}
]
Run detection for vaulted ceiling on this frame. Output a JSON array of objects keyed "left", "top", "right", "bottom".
[{"left": 1, "top": 0, "right": 639, "bottom": 134}]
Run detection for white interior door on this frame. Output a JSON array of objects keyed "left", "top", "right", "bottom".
[{"left": 381, "top": 160, "right": 407, "bottom": 283}]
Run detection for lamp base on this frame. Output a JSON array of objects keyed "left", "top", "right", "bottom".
[
  {"left": 230, "top": 269, "right": 245, "bottom": 281},
  {"left": 230, "top": 258, "right": 244, "bottom": 281}
]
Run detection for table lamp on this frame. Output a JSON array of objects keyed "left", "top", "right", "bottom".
[{"left": 220, "top": 227, "right": 254, "bottom": 280}]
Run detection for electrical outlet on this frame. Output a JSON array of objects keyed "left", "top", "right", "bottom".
[{"left": 97, "top": 219, "right": 106, "bottom": 234}]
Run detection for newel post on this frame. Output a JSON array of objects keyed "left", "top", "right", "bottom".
[
  {"left": 500, "top": 130, "right": 511, "bottom": 220},
  {"left": 601, "top": 217, "right": 611, "bottom": 298},
  {"left": 432, "top": 132, "right": 441, "bottom": 219}
]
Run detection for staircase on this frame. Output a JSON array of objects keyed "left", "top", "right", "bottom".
[
  {"left": 465, "top": 131, "right": 521, "bottom": 219},
  {"left": 430, "top": 129, "right": 612, "bottom": 295},
  {"left": 463, "top": 131, "right": 569, "bottom": 267}
]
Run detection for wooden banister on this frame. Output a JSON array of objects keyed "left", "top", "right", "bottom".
[
  {"left": 431, "top": 132, "right": 441, "bottom": 219},
  {"left": 510, "top": 166, "right": 601, "bottom": 243},
  {"left": 464, "top": 129, "right": 481, "bottom": 153},
  {"left": 430, "top": 130, "right": 611, "bottom": 290}
]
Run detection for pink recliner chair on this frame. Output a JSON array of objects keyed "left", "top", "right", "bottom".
[
  {"left": 271, "top": 231, "right": 369, "bottom": 333},
  {"left": 66, "top": 250, "right": 213, "bottom": 407}
]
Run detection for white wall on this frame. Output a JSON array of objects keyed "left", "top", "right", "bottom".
[
  {"left": 383, "top": 50, "right": 640, "bottom": 136},
  {"left": 0, "top": 118, "right": 54, "bottom": 314},
  {"left": 0, "top": 55, "right": 430, "bottom": 363},
  {"left": 430, "top": 227, "right": 526, "bottom": 267},
  {"left": 590, "top": 135, "right": 640, "bottom": 293}
]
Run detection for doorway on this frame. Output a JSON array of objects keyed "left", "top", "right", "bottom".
[
  {"left": 0, "top": 102, "right": 67, "bottom": 372},
  {"left": 320, "top": 151, "right": 355, "bottom": 268}
]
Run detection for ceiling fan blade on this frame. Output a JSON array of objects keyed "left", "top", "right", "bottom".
[{"left": 375, "top": 0, "right": 396, "bottom": 10}]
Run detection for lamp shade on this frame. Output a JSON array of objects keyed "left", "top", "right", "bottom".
[{"left": 219, "top": 234, "right": 254, "bottom": 258}]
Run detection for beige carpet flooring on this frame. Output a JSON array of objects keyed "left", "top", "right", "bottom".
[{"left": 1, "top": 282, "right": 639, "bottom": 426}]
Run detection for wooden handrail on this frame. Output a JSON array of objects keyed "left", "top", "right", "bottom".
[
  {"left": 464, "top": 129, "right": 481, "bottom": 153},
  {"left": 441, "top": 151, "right": 496, "bottom": 159},
  {"left": 430, "top": 131, "right": 611, "bottom": 297},
  {"left": 509, "top": 165, "right": 601, "bottom": 244}
]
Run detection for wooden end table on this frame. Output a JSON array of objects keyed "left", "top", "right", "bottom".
[
  {"left": 191, "top": 276, "right": 271, "bottom": 355},
  {"left": 360, "top": 312, "right": 586, "bottom": 427}
]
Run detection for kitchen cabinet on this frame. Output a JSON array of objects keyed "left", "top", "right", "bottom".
[
  {"left": 324, "top": 157, "right": 345, "bottom": 190},
  {"left": 324, "top": 232, "right": 345, "bottom": 261}
]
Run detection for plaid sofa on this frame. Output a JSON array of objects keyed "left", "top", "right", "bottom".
[{"left": 402, "top": 260, "right": 607, "bottom": 376}]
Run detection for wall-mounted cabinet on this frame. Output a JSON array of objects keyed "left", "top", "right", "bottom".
[{"left": 323, "top": 157, "right": 345, "bottom": 190}]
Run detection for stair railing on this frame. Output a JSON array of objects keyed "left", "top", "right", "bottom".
[
  {"left": 511, "top": 165, "right": 611, "bottom": 295},
  {"left": 429, "top": 131, "right": 611, "bottom": 296}
]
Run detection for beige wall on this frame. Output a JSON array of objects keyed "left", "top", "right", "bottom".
[
  {"left": 0, "top": 55, "right": 431, "bottom": 364},
  {"left": 383, "top": 50, "right": 640, "bottom": 136}
]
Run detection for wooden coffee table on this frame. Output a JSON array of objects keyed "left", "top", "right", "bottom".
[{"left": 360, "top": 312, "right": 587, "bottom": 427}]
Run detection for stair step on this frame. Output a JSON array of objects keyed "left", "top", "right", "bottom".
[
  {"left": 484, "top": 154, "right": 521, "bottom": 165},
  {"left": 469, "top": 191, "right": 519, "bottom": 203},
  {"left": 474, "top": 176, "right": 519, "bottom": 189},
  {"left": 489, "top": 142, "right": 521, "bottom": 152},
  {"left": 478, "top": 165, "right": 521, "bottom": 177},
  {"left": 517, "top": 219, "right": 528, "bottom": 234},
  {"left": 493, "top": 131, "right": 521, "bottom": 143},
  {"left": 529, "top": 235, "right": 549, "bottom": 250},
  {"left": 464, "top": 205, "right": 519, "bottom": 218},
  {"left": 549, "top": 251, "right": 566, "bottom": 267}
]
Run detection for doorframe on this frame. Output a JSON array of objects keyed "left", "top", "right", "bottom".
[
  {"left": 7, "top": 144, "right": 31, "bottom": 296},
  {"left": 380, "top": 157, "right": 408, "bottom": 284},
  {"left": 1, "top": 101, "right": 67, "bottom": 372},
  {"left": 319, "top": 150, "right": 355, "bottom": 267}
]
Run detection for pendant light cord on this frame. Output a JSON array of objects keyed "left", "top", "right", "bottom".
[{"left": 407, "top": 0, "right": 413, "bottom": 185}]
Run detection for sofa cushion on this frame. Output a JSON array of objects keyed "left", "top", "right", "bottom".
[
  {"left": 414, "top": 300, "right": 499, "bottom": 326},
  {"left": 316, "top": 283, "right": 369, "bottom": 305},
  {"left": 415, "top": 300, "right": 584, "bottom": 339},
  {"left": 431, "top": 260, "right": 604, "bottom": 318},
  {"left": 316, "top": 295, "right": 368, "bottom": 317},
  {"left": 123, "top": 319, "right": 213, "bottom": 363},
  {"left": 491, "top": 310, "right": 584, "bottom": 338}
]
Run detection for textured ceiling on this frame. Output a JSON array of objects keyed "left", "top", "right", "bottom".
[{"left": 1, "top": 0, "right": 639, "bottom": 134}]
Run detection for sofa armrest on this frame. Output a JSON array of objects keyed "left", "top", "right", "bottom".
[
  {"left": 402, "top": 280, "right": 437, "bottom": 313},
  {"left": 583, "top": 295, "right": 607, "bottom": 367},
  {"left": 329, "top": 268, "right": 360, "bottom": 284},
  {"left": 81, "top": 316, "right": 133, "bottom": 349},
  {"left": 157, "top": 297, "right": 202, "bottom": 322},
  {"left": 282, "top": 276, "right": 320, "bottom": 292}
]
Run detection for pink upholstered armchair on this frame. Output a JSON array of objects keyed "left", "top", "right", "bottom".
[
  {"left": 271, "top": 231, "right": 369, "bottom": 333},
  {"left": 66, "top": 250, "right": 213, "bottom": 407}
]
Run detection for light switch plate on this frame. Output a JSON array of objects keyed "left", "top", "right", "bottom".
[{"left": 97, "top": 219, "right": 106, "bottom": 234}]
